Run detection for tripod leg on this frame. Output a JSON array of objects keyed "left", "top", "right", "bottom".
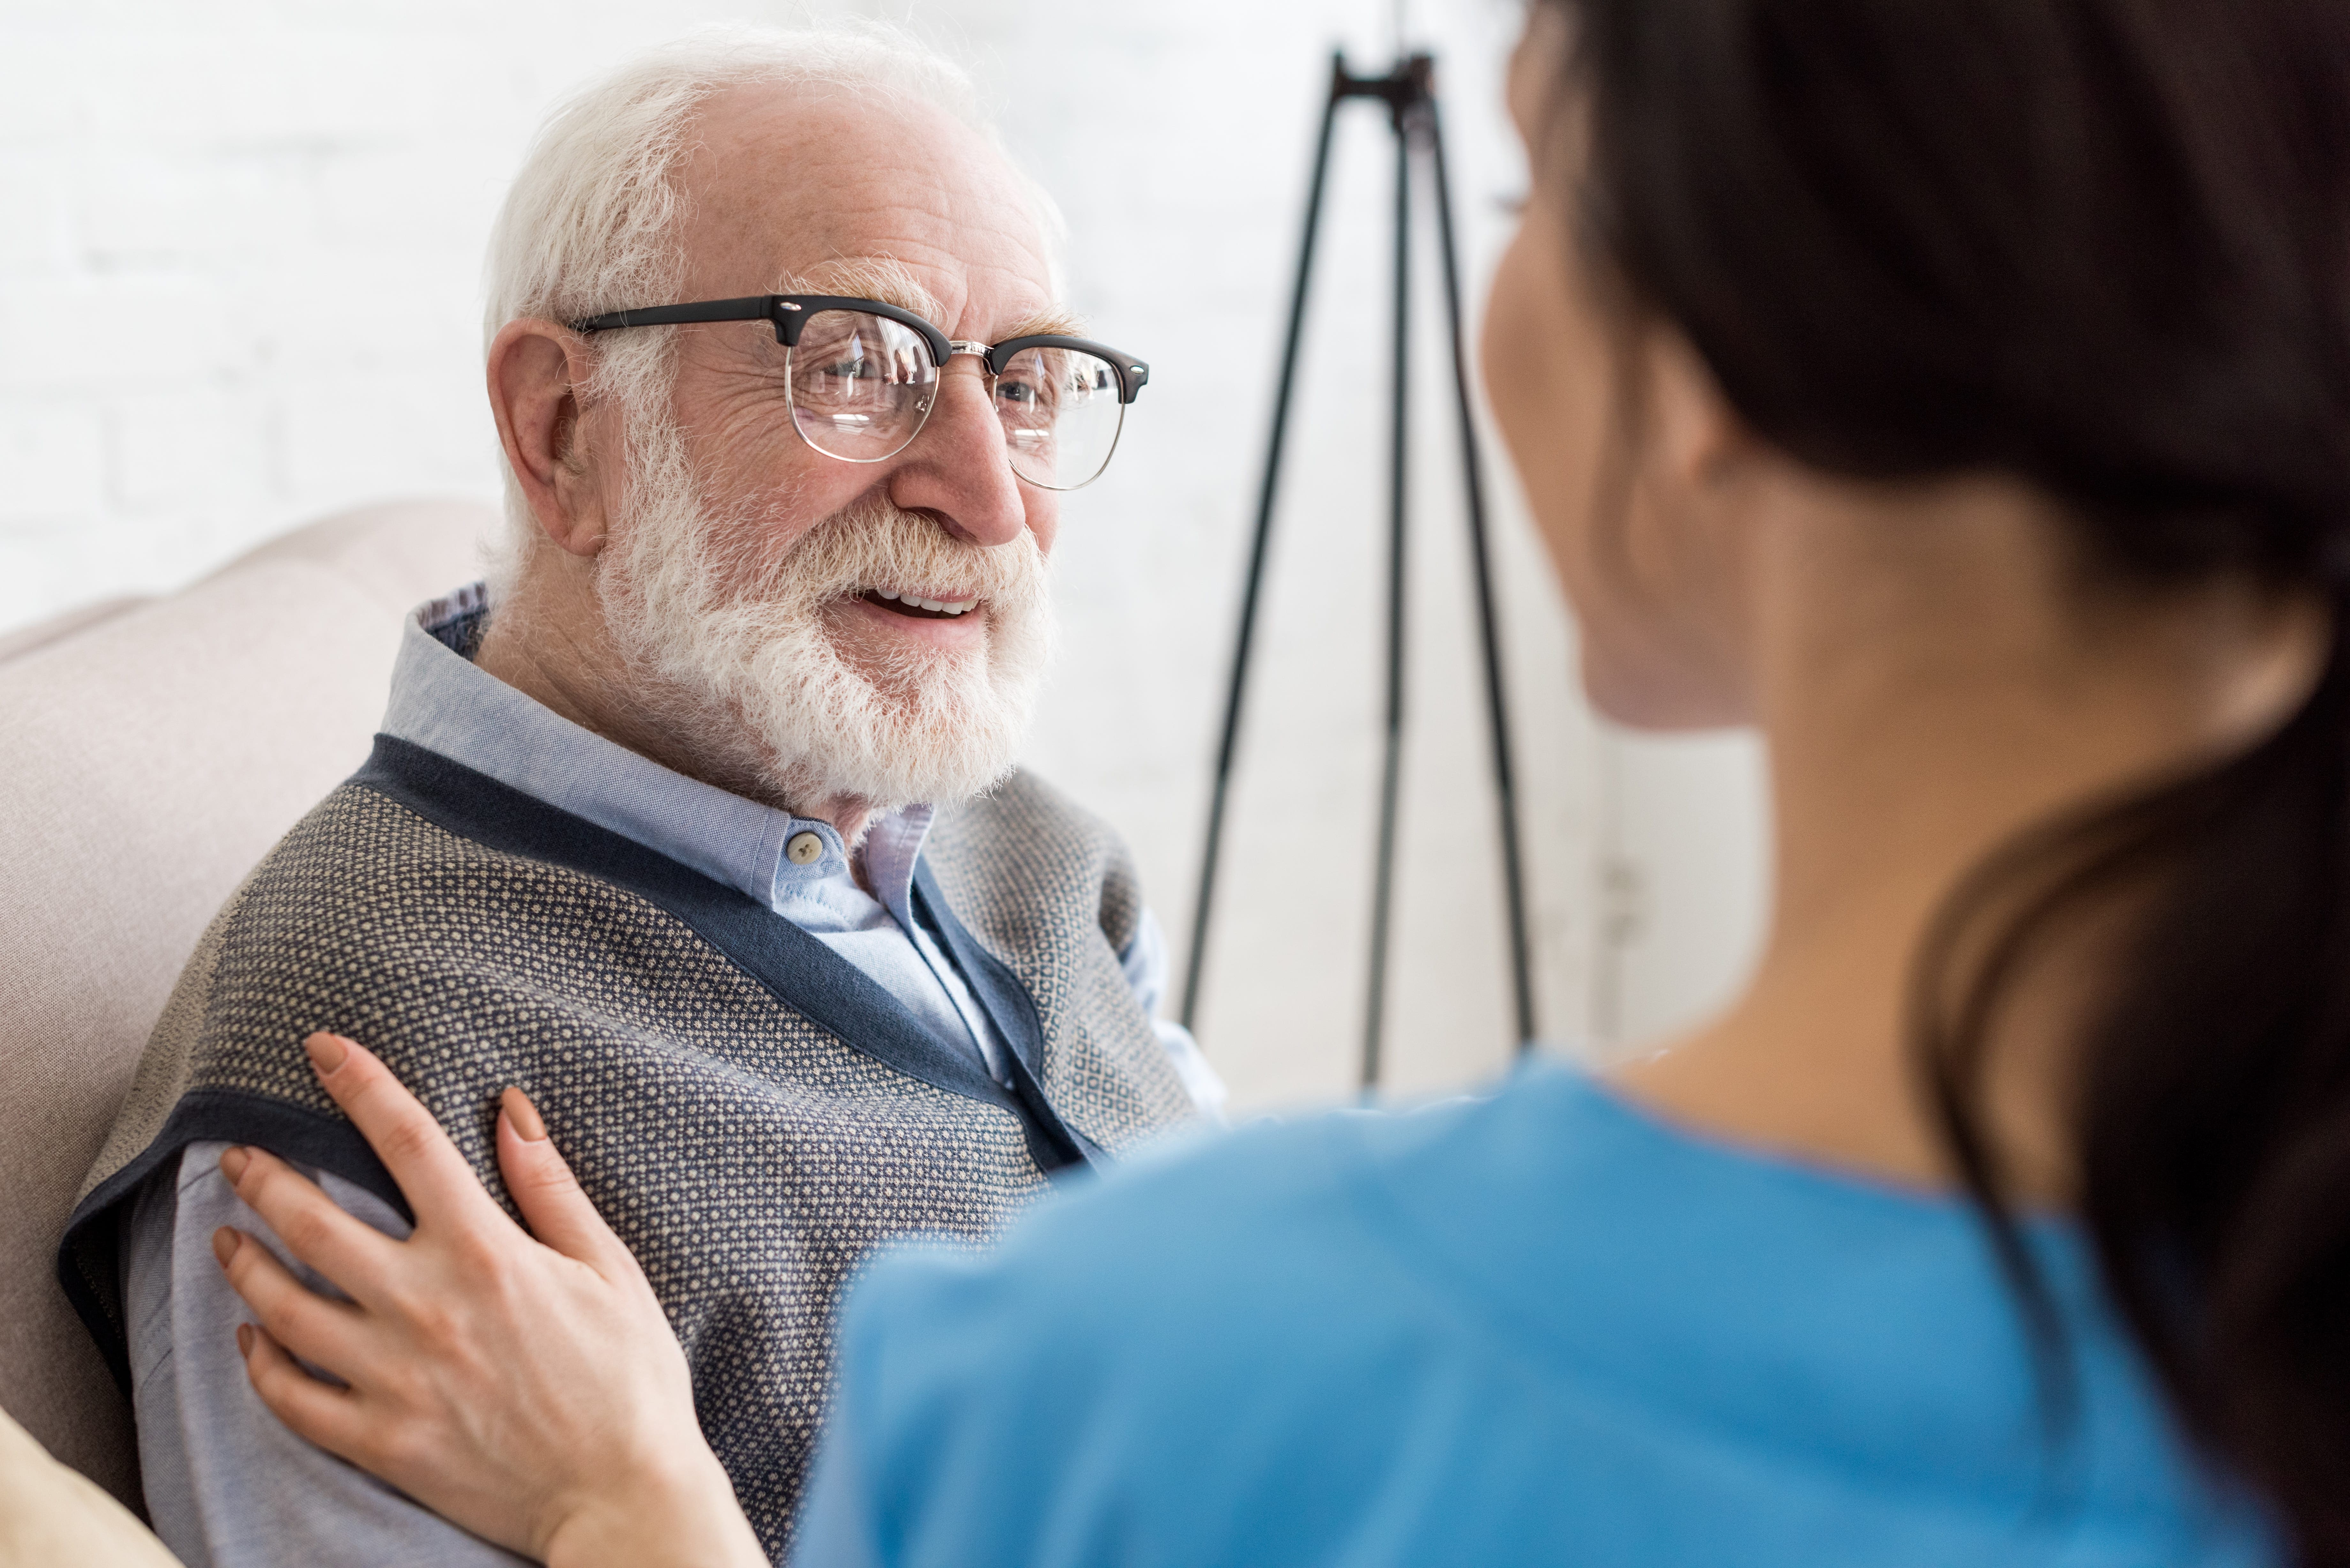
[
  {"left": 1428, "top": 101, "right": 1539, "bottom": 1051},
  {"left": 1362, "top": 110, "right": 1413, "bottom": 1094},
  {"left": 1180, "top": 59, "right": 1347, "bottom": 1032}
]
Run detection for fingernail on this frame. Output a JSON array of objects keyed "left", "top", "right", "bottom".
[
  {"left": 212, "top": 1227, "right": 239, "bottom": 1269},
  {"left": 304, "top": 1032, "right": 350, "bottom": 1076},
  {"left": 502, "top": 1086, "right": 548, "bottom": 1142},
  {"left": 220, "top": 1145, "right": 250, "bottom": 1184},
  {"left": 236, "top": 1323, "right": 253, "bottom": 1357}
]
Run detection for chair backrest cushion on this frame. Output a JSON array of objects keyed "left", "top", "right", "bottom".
[{"left": 0, "top": 498, "right": 489, "bottom": 1507}]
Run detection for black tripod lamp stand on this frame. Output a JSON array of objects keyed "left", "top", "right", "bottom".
[{"left": 1178, "top": 52, "right": 1537, "bottom": 1091}]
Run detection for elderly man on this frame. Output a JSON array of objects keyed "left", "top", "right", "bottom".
[{"left": 60, "top": 27, "right": 1217, "bottom": 1565}]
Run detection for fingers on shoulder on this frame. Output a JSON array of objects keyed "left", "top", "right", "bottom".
[
  {"left": 316, "top": 1037, "right": 440, "bottom": 1153},
  {"left": 497, "top": 1092, "right": 574, "bottom": 1183},
  {"left": 307, "top": 1034, "right": 497, "bottom": 1220},
  {"left": 218, "top": 1145, "right": 403, "bottom": 1312},
  {"left": 227, "top": 1148, "right": 356, "bottom": 1253},
  {"left": 495, "top": 1095, "right": 640, "bottom": 1277},
  {"left": 218, "top": 1231, "right": 362, "bottom": 1376},
  {"left": 240, "top": 1325, "right": 369, "bottom": 1462}
]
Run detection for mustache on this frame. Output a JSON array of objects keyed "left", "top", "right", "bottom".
[{"left": 699, "top": 494, "right": 1042, "bottom": 613}]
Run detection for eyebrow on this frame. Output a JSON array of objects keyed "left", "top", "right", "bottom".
[
  {"left": 1001, "top": 306, "right": 1088, "bottom": 341},
  {"left": 774, "top": 258, "right": 942, "bottom": 323},
  {"left": 772, "top": 259, "right": 1086, "bottom": 343}
]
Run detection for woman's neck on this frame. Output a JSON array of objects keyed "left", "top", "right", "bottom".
[{"left": 1608, "top": 474, "right": 2323, "bottom": 1200}]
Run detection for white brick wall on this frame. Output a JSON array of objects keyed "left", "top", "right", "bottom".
[{"left": 1, "top": 0, "right": 1769, "bottom": 1110}]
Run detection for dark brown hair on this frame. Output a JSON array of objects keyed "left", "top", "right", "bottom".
[{"left": 1544, "top": 0, "right": 2350, "bottom": 1557}]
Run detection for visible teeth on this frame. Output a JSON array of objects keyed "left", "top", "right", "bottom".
[{"left": 870, "top": 588, "right": 979, "bottom": 616}]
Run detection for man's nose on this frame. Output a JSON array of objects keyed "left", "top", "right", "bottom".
[{"left": 885, "top": 360, "right": 1027, "bottom": 548}]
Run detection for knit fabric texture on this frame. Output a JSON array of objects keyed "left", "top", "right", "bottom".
[{"left": 62, "top": 740, "right": 1198, "bottom": 1555}]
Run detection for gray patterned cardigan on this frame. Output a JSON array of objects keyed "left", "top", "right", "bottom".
[{"left": 61, "top": 737, "right": 1200, "bottom": 1554}]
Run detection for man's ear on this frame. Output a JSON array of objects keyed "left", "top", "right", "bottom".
[{"left": 487, "top": 319, "right": 610, "bottom": 559}]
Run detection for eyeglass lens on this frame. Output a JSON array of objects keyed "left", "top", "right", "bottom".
[
  {"left": 787, "top": 309, "right": 1125, "bottom": 490},
  {"left": 994, "top": 344, "right": 1124, "bottom": 491}
]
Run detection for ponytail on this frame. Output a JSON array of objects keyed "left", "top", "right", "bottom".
[
  {"left": 1910, "top": 594, "right": 2350, "bottom": 1556},
  {"left": 2076, "top": 601, "right": 2350, "bottom": 1553}
]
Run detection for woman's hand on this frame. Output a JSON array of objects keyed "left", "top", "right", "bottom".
[{"left": 211, "top": 1032, "right": 767, "bottom": 1568}]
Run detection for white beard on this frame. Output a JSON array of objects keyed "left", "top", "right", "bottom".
[{"left": 594, "top": 412, "right": 1056, "bottom": 816}]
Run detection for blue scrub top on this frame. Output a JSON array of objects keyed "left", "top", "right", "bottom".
[{"left": 791, "top": 1060, "right": 2274, "bottom": 1567}]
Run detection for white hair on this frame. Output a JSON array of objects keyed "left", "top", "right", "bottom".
[{"left": 481, "top": 22, "right": 1064, "bottom": 582}]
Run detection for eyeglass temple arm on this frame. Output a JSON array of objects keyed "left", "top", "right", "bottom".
[
  {"left": 1106, "top": 353, "right": 1151, "bottom": 404},
  {"left": 570, "top": 297, "right": 780, "bottom": 334}
]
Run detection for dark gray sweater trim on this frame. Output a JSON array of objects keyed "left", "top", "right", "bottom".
[
  {"left": 61, "top": 1088, "right": 401, "bottom": 1394},
  {"left": 914, "top": 863, "right": 1108, "bottom": 1166}
]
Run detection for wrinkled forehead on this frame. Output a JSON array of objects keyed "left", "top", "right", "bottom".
[{"left": 670, "top": 81, "right": 1062, "bottom": 340}]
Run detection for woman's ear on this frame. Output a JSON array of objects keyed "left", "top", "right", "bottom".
[
  {"left": 1642, "top": 325, "right": 1752, "bottom": 499},
  {"left": 1593, "top": 321, "right": 1766, "bottom": 728},
  {"left": 487, "top": 320, "right": 611, "bottom": 559},
  {"left": 1637, "top": 321, "right": 1769, "bottom": 619}
]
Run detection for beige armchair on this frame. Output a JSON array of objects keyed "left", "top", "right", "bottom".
[{"left": 0, "top": 500, "right": 490, "bottom": 1509}]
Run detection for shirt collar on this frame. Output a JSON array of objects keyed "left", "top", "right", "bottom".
[{"left": 380, "top": 585, "right": 935, "bottom": 916}]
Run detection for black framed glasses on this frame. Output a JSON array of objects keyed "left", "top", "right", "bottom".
[{"left": 571, "top": 294, "right": 1149, "bottom": 492}]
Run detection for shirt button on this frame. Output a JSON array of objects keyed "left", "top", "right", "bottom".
[{"left": 786, "top": 831, "right": 824, "bottom": 866}]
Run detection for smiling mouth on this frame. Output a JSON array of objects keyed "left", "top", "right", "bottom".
[{"left": 860, "top": 588, "right": 981, "bottom": 621}]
